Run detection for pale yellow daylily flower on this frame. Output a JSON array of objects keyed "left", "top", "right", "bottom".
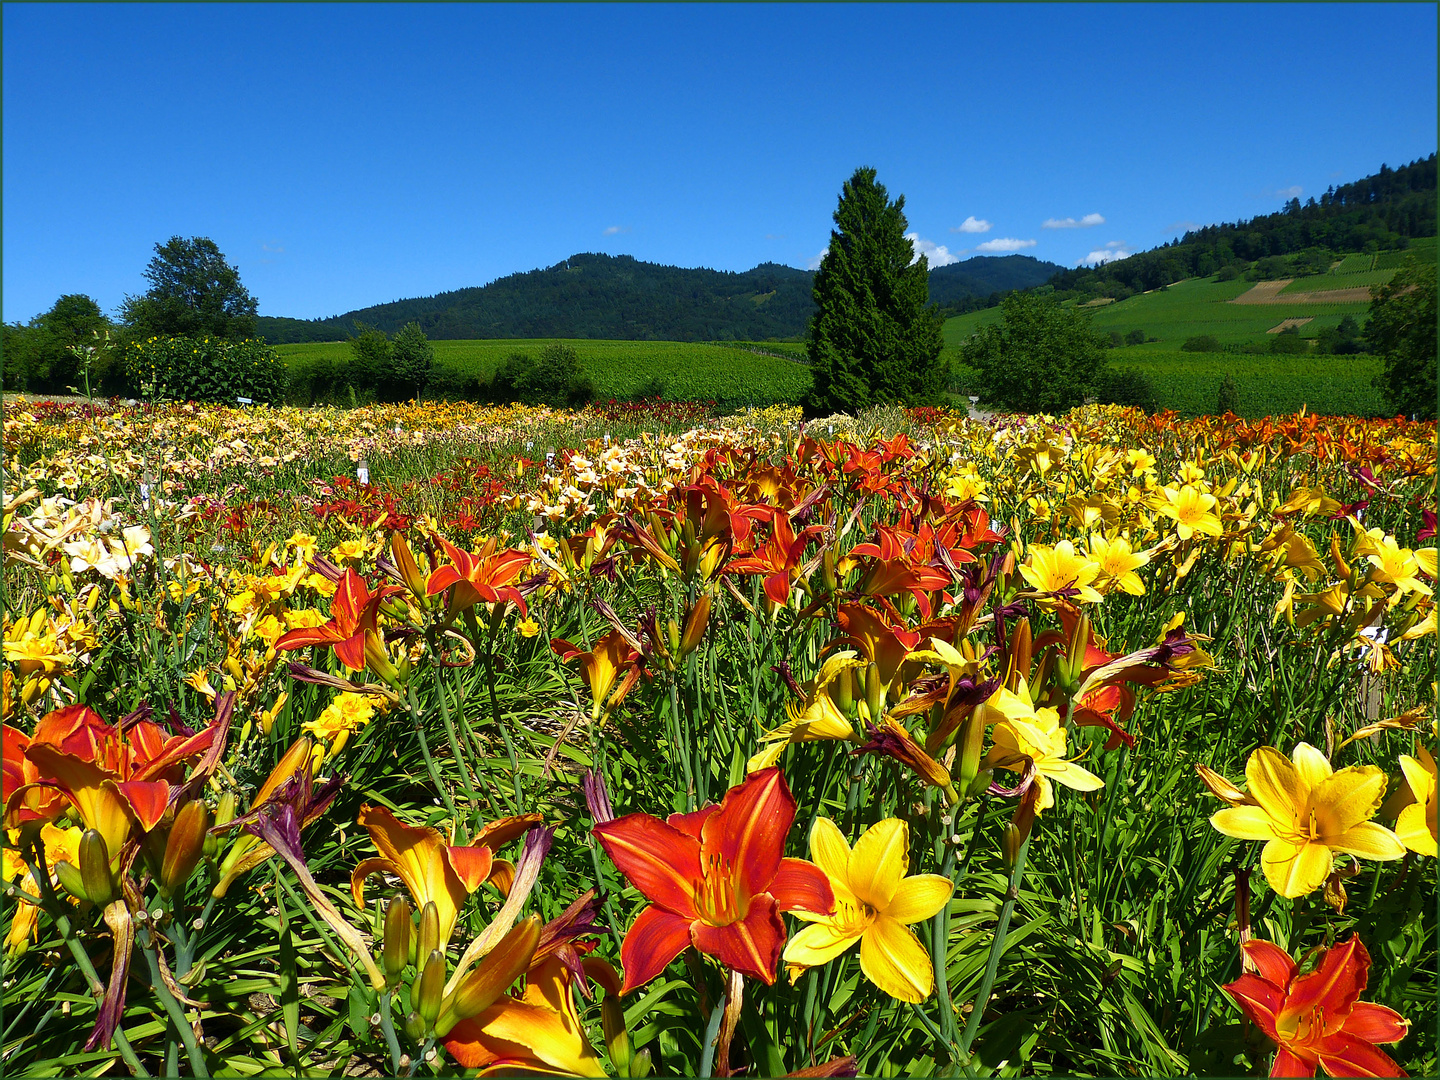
[
  {"left": 1208, "top": 743, "right": 1405, "bottom": 898},
  {"left": 783, "top": 817, "right": 953, "bottom": 1003},
  {"left": 1087, "top": 533, "right": 1149, "bottom": 596},
  {"left": 748, "top": 653, "right": 862, "bottom": 772}
]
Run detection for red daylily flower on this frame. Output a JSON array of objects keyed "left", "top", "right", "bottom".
[
  {"left": 726, "top": 508, "right": 824, "bottom": 608},
  {"left": 1224, "top": 935, "right": 1409, "bottom": 1077},
  {"left": 275, "top": 568, "right": 401, "bottom": 672},
  {"left": 593, "top": 768, "right": 834, "bottom": 993}
]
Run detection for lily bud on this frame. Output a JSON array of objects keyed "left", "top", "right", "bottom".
[
  {"left": 415, "top": 949, "right": 445, "bottom": 1027},
  {"left": 834, "top": 667, "right": 855, "bottom": 716},
  {"left": 383, "top": 895, "right": 412, "bottom": 980},
  {"left": 822, "top": 548, "right": 838, "bottom": 592},
  {"left": 403, "top": 1009, "right": 426, "bottom": 1043},
  {"left": 140, "top": 822, "right": 169, "bottom": 878},
  {"left": 436, "top": 915, "right": 541, "bottom": 1035},
  {"left": 864, "top": 665, "right": 884, "bottom": 726},
  {"left": 955, "top": 702, "right": 987, "bottom": 797},
  {"left": 205, "top": 791, "right": 235, "bottom": 860},
  {"left": 679, "top": 594, "right": 710, "bottom": 658},
  {"left": 630, "top": 1048, "right": 653, "bottom": 1078},
  {"left": 161, "top": 800, "right": 209, "bottom": 897},
  {"left": 666, "top": 618, "right": 681, "bottom": 660},
  {"left": 79, "top": 829, "right": 114, "bottom": 906},
  {"left": 415, "top": 901, "right": 439, "bottom": 965},
  {"left": 1001, "top": 823, "right": 1023, "bottom": 870},
  {"left": 55, "top": 859, "right": 87, "bottom": 901},
  {"left": 602, "top": 995, "right": 632, "bottom": 1076}
]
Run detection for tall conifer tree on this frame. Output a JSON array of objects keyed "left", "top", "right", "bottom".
[{"left": 804, "top": 168, "right": 947, "bottom": 415}]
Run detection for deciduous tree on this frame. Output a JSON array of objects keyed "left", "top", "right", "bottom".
[
  {"left": 1367, "top": 259, "right": 1437, "bottom": 419},
  {"left": 961, "top": 291, "right": 1107, "bottom": 414},
  {"left": 121, "top": 236, "right": 258, "bottom": 341}
]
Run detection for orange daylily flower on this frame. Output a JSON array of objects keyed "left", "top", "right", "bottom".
[
  {"left": 725, "top": 507, "right": 823, "bottom": 608},
  {"left": 835, "top": 603, "right": 922, "bottom": 692},
  {"left": 593, "top": 768, "right": 834, "bottom": 994},
  {"left": 551, "top": 630, "right": 646, "bottom": 721},
  {"left": 275, "top": 568, "right": 401, "bottom": 673},
  {"left": 1224, "top": 935, "right": 1408, "bottom": 1077},
  {"left": 351, "top": 805, "right": 540, "bottom": 948},
  {"left": 425, "top": 536, "right": 532, "bottom": 617}
]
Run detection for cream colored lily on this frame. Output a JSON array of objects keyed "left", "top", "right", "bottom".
[
  {"left": 1208, "top": 743, "right": 1405, "bottom": 897},
  {"left": 783, "top": 817, "right": 953, "bottom": 1003}
]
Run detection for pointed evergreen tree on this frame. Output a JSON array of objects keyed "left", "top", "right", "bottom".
[{"left": 804, "top": 168, "right": 947, "bottom": 415}]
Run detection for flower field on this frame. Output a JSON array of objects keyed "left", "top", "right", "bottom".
[{"left": 2, "top": 393, "right": 1435, "bottom": 1078}]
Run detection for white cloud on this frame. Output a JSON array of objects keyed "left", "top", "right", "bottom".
[
  {"left": 1078, "top": 246, "right": 1132, "bottom": 266},
  {"left": 951, "top": 216, "right": 992, "bottom": 234},
  {"left": 602, "top": 225, "right": 630, "bottom": 236},
  {"left": 905, "top": 233, "right": 960, "bottom": 267},
  {"left": 806, "top": 246, "right": 829, "bottom": 271},
  {"left": 1166, "top": 220, "right": 1202, "bottom": 234},
  {"left": 261, "top": 242, "right": 285, "bottom": 254},
  {"left": 1042, "top": 213, "right": 1105, "bottom": 229},
  {"left": 1276, "top": 185, "right": 1302, "bottom": 198},
  {"left": 974, "top": 237, "right": 1037, "bottom": 253}
]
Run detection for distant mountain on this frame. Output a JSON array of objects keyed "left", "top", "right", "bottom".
[{"left": 257, "top": 252, "right": 1065, "bottom": 345}]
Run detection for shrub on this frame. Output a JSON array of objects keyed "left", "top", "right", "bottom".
[
  {"left": 527, "top": 343, "right": 594, "bottom": 407},
  {"left": 123, "top": 335, "right": 287, "bottom": 404},
  {"left": 1096, "top": 369, "right": 1158, "bottom": 415},
  {"left": 1216, "top": 373, "right": 1240, "bottom": 414},
  {"left": 389, "top": 322, "right": 435, "bottom": 400},
  {"left": 347, "top": 325, "right": 393, "bottom": 399},
  {"left": 1181, "top": 335, "right": 1222, "bottom": 352},
  {"left": 1125, "top": 329, "right": 1146, "bottom": 346},
  {"left": 1215, "top": 264, "right": 1241, "bottom": 282},
  {"left": 1269, "top": 330, "right": 1309, "bottom": 355}
]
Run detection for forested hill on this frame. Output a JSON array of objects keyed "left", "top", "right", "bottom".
[
  {"left": 1047, "top": 154, "right": 1437, "bottom": 298},
  {"left": 257, "top": 252, "right": 1062, "bottom": 344}
]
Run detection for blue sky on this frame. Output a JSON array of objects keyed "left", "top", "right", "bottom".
[{"left": 4, "top": 3, "right": 1436, "bottom": 323}]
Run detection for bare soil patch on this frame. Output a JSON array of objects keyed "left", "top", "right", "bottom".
[
  {"left": 1080, "top": 297, "right": 1115, "bottom": 307},
  {"left": 1230, "top": 280, "right": 1374, "bottom": 305},
  {"left": 1267, "top": 318, "right": 1313, "bottom": 334}
]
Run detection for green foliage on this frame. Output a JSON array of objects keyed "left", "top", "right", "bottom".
[
  {"left": 1367, "top": 259, "right": 1438, "bottom": 419},
  {"left": 1125, "top": 328, "right": 1147, "bottom": 346},
  {"left": 121, "top": 236, "right": 259, "bottom": 341},
  {"left": 961, "top": 291, "right": 1107, "bottom": 413},
  {"left": 1109, "top": 351, "right": 1385, "bottom": 417},
  {"left": 345, "top": 324, "right": 393, "bottom": 403},
  {"left": 1269, "top": 328, "right": 1310, "bottom": 355},
  {"left": 488, "top": 344, "right": 595, "bottom": 407},
  {"left": 3, "top": 295, "right": 118, "bottom": 393},
  {"left": 389, "top": 322, "right": 435, "bottom": 399},
  {"left": 279, "top": 339, "right": 812, "bottom": 411},
  {"left": 123, "top": 336, "right": 287, "bottom": 404},
  {"left": 1216, "top": 372, "right": 1241, "bottom": 414},
  {"left": 1181, "top": 334, "right": 1222, "bottom": 352},
  {"left": 805, "top": 168, "right": 947, "bottom": 414},
  {"left": 1315, "top": 315, "right": 1364, "bottom": 355},
  {"left": 1096, "top": 368, "right": 1159, "bottom": 414}
]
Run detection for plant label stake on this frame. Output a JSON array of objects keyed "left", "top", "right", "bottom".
[
  {"left": 236, "top": 396, "right": 253, "bottom": 406},
  {"left": 357, "top": 458, "right": 370, "bottom": 487}
]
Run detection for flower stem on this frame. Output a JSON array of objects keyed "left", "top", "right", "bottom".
[
  {"left": 957, "top": 827, "right": 1032, "bottom": 1062},
  {"left": 138, "top": 927, "right": 210, "bottom": 1078}
]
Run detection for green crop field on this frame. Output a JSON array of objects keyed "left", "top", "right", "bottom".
[
  {"left": 1112, "top": 350, "right": 1386, "bottom": 418},
  {"left": 276, "top": 338, "right": 813, "bottom": 409},
  {"left": 1279, "top": 268, "right": 1394, "bottom": 294},
  {"left": 1335, "top": 253, "right": 1375, "bottom": 273}
]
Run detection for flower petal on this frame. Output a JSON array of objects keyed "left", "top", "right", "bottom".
[
  {"left": 885, "top": 874, "right": 954, "bottom": 924},
  {"left": 1271, "top": 1046, "right": 1317, "bottom": 1078},
  {"left": 808, "top": 817, "right": 853, "bottom": 885},
  {"left": 1291, "top": 742, "right": 1334, "bottom": 793},
  {"left": 618, "top": 905, "right": 692, "bottom": 996},
  {"left": 1223, "top": 972, "right": 1284, "bottom": 1042},
  {"left": 357, "top": 804, "right": 467, "bottom": 947},
  {"left": 1342, "top": 1002, "right": 1411, "bottom": 1047},
  {"left": 700, "top": 768, "right": 794, "bottom": 904},
  {"left": 690, "top": 892, "right": 785, "bottom": 985},
  {"left": 849, "top": 818, "right": 909, "bottom": 910},
  {"left": 782, "top": 920, "right": 860, "bottom": 972},
  {"left": 770, "top": 858, "right": 835, "bottom": 917},
  {"left": 1212, "top": 805, "right": 1285, "bottom": 842},
  {"left": 1242, "top": 939, "right": 1297, "bottom": 989},
  {"left": 1248, "top": 747, "right": 1303, "bottom": 830},
  {"left": 593, "top": 813, "right": 701, "bottom": 918},
  {"left": 1395, "top": 802, "right": 1437, "bottom": 857},
  {"left": 1041, "top": 759, "right": 1105, "bottom": 793},
  {"left": 1282, "top": 936, "right": 1368, "bottom": 1031},
  {"left": 1314, "top": 1032, "right": 1407, "bottom": 1078},
  {"left": 1312, "top": 766, "right": 1388, "bottom": 835},
  {"left": 858, "top": 914, "right": 933, "bottom": 1003},
  {"left": 1261, "top": 838, "right": 1332, "bottom": 898},
  {"left": 1329, "top": 821, "right": 1406, "bottom": 862}
]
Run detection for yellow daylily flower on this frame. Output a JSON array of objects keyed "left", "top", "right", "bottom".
[
  {"left": 1395, "top": 746, "right": 1436, "bottom": 857},
  {"left": 783, "top": 817, "right": 953, "bottom": 1003},
  {"left": 1087, "top": 533, "right": 1150, "bottom": 596},
  {"left": 1208, "top": 743, "right": 1405, "bottom": 898},
  {"left": 1019, "top": 540, "right": 1103, "bottom": 605},
  {"left": 1365, "top": 535, "right": 1433, "bottom": 599},
  {"left": 981, "top": 686, "right": 1104, "bottom": 813},
  {"left": 1160, "top": 485, "right": 1222, "bottom": 540},
  {"left": 748, "top": 652, "right": 863, "bottom": 772},
  {"left": 302, "top": 692, "right": 377, "bottom": 759}
]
